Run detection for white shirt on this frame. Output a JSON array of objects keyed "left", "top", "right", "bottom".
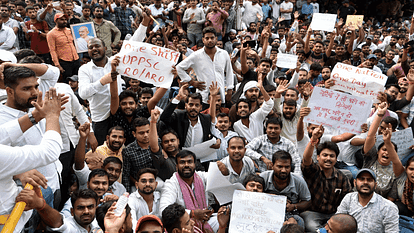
[
  {"left": 49, "top": 215, "right": 100, "bottom": 233},
  {"left": 0, "top": 23, "right": 17, "bottom": 51},
  {"left": 78, "top": 24, "right": 148, "bottom": 122},
  {"left": 233, "top": 98, "right": 274, "bottom": 142},
  {"left": 0, "top": 130, "right": 62, "bottom": 233},
  {"left": 221, "top": 156, "right": 255, "bottom": 184},
  {"left": 210, "top": 123, "right": 239, "bottom": 160},
  {"left": 55, "top": 83, "right": 92, "bottom": 153},
  {"left": 271, "top": 0, "right": 280, "bottom": 19},
  {"left": 280, "top": 1, "right": 293, "bottom": 20},
  {"left": 176, "top": 47, "right": 234, "bottom": 104},
  {"left": 128, "top": 190, "right": 161, "bottom": 225},
  {"left": 184, "top": 117, "right": 203, "bottom": 147},
  {"left": 242, "top": 1, "right": 263, "bottom": 26},
  {"left": 310, "top": 2, "right": 319, "bottom": 13},
  {"left": 0, "top": 65, "right": 61, "bottom": 192}
]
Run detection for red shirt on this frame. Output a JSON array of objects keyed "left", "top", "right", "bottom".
[{"left": 26, "top": 20, "right": 49, "bottom": 55}]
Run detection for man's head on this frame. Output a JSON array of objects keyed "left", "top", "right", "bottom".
[
  {"left": 79, "top": 26, "right": 90, "bottom": 38},
  {"left": 136, "top": 215, "right": 164, "bottom": 233},
  {"left": 87, "top": 38, "right": 107, "bottom": 62},
  {"left": 176, "top": 150, "right": 196, "bottom": 179},
  {"left": 385, "top": 84, "right": 400, "bottom": 103},
  {"left": 378, "top": 116, "right": 398, "bottom": 135},
  {"left": 120, "top": 0, "right": 127, "bottom": 8},
  {"left": 119, "top": 90, "right": 138, "bottom": 117},
  {"left": 202, "top": 27, "right": 217, "bottom": 49},
  {"left": 316, "top": 141, "right": 339, "bottom": 171},
  {"left": 321, "top": 66, "right": 331, "bottom": 81},
  {"left": 4, "top": 66, "right": 38, "bottom": 111},
  {"left": 135, "top": 168, "right": 158, "bottom": 195},
  {"left": 398, "top": 77, "right": 409, "bottom": 93},
  {"left": 236, "top": 98, "right": 251, "bottom": 119},
  {"left": 266, "top": 117, "right": 282, "bottom": 141},
  {"left": 216, "top": 112, "right": 230, "bottom": 132},
  {"left": 26, "top": 5, "right": 36, "bottom": 19},
  {"left": 139, "top": 87, "right": 153, "bottom": 106},
  {"left": 106, "top": 126, "right": 126, "bottom": 151},
  {"left": 227, "top": 136, "right": 246, "bottom": 162},
  {"left": 82, "top": 5, "right": 91, "bottom": 17},
  {"left": 185, "top": 93, "right": 202, "bottom": 119},
  {"left": 102, "top": 157, "right": 122, "bottom": 185},
  {"left": 243, "top": 174, "right": 264, "bottom": 192},
  {"left": 313, "top": 41, "right": 324, "bottom": 55},
  {"left": 257, "top": 58, "right": 272, "bottom": 76},
  {"left": 93, "top": 5, "right": 104, "bottom": 19},
  {"left": 354, "top": 168, "right": 376, "bottom": 197},
  {"left": 385, "top": 50, "right": 395, "bottom": 61},
  {"left": 162, "top": 203, "right": 194, "bottom": 233},
  {"left": 132, "top": 117, "right": 150, "bottom": 145},
  {"left": 272, "top": 150, "right": 292, "bottom": 180},
  {"left": 282, "top": 99, "right": 296, "bottom": 120},
  {"left": 0, "top": 5, "right": 10, "bottom": 18},
  {"left": 87, "top": 169, "right": 109, "bottom": 197},
  {"left": 298, "top": 69, "right": 308, "bottom": 80},
  {"left": 324, "top": 214, "right": 357, "bottom": 233},
  {"left": 160, "top": 129, "right": 180, "bottom": 156},
  {"left": 96, "top": 201, "right": 133, "bottom": 233},
  {"left": 16, "top": 1, "right": 27, "bottom": 16},
  {"left": 335, "top": 44, "right": 346, "bottom": 56},
  {"left": 54, "top": 12, "right": 68, "bottom": 28},
  {"left": 243, "top": 81, "right": 260, "bottom": 102},
  {"left": 71, "top": 189, "right": 99, "bottom": 228},
  {"left": 284, "top": 88, "right": 299, "bottom": 101},
  {"left": 68, "top": 75, "right": 79, "bottom": 90},
  {"left": 309, "top": 62, "right": 322, "bottom": 78}
]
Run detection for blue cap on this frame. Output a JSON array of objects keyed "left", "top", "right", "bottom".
[
  {"left": 356, "top": 168, "right": 376, "bottom": 181},
  {"left": 367, "top": 54, "right": 377, "bottom": 60}
]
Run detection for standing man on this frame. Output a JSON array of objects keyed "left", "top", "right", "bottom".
[
  {"left": 176, "top": 27, "right": 234, "bottom": 108},
  {"left": 182, "top": 0, "right": 205, "bottom": 48},
  {"left": 242, "top": 0, "right": 263, "bottom": 27},
  {"left": 0, "top": 12, "right": 17, "bottom": 51},
  {"left": 279, "top": 0, "right": 293, "bottom": 27},
  {"left": 336, "top": 169, "right": 399, "bottom": 232},
  {"left": 46, "top": 13, "right": 80, "bottom": 82},
  {"left": 37, "top": 0, "right": 62, "bottom": 30},
  {"left": 1, "top": 5, "right": 19, "bottom": 51},
  {"left": 92, "top": 5, "right": 121, "bottom": 57},
  {"left": 113, "top": 0, "right": 137, "bottom": 39},
  {"left": 24, "top": 6, "right": 50, "bottom": 64}
]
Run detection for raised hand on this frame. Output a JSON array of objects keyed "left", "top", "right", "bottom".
[
  {"left": 78, "top": 122, "right": 90, "bottom": 139},
  {"left": 276, "top": 80, "right": 289, "bottom": 95},
  {"left": 209, "top": 81, "right": 220, "bottom": 97},
  {"left": 151, "top": 108, "right": 161, "bottom": 122}
]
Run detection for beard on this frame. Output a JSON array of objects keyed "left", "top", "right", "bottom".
[
  {"left": 139, "top": 186, "right": 155, "bottom": 195},
  {"left": 178, "top": 167, "right": 195, "bottom": 179},
  {"left": 14, "top": 95, "right": 36, "bottom": 111},
  {"left": 283, "top": 112, "right": 295, "bottom": 120}
]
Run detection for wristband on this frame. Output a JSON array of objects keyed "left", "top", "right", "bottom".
[{"left": 37, "top": 198, "right": 46, "bottom": 211}]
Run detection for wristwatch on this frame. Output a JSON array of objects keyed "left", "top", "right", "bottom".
[{"left": 28, "top": 112, "right": 38, "bottom": 125}]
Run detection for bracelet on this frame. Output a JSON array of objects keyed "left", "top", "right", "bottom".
[
  {"left": 37, "top": 198, "right": 46, "bottom": 211},
  {"left": 150, "top": 121, "right": 157, "bottom": 124},
  {"left": 219, "top": 225, "right": 226, "bottom": 229}
]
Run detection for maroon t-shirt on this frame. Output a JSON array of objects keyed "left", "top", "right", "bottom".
[{"left": 26, "top": 20, "right": 49, "bottom": 55}]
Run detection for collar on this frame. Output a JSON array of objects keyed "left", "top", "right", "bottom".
[{"left": 0, "top": 103, "right": 28, "bottom": 118}]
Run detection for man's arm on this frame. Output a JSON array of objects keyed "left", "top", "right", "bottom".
[
  {"left": 363, "top": 102, "right": 387, "bottom": 154},
  {"left": 303, "top": 125, "right": 323, "bottom": 166},
  {"left": 347, "top": 27, "right": 356, "bottom": 54},
  {"left": 297, "top": 107, "right": 310, "bottom": 142},
  {"left": 147, "top": 87, "right": 168, "bottom": 113},
  {"left": 209, "top": 82, "right": 219, "bottom": 123},
  {"left": 240, "top": 42, "right": 250, "bottom": 75},
  {"left": 325, "top": 32, "right": 335, "bottom": 57},
  {"left": 74, "top": 123, "right": 90, "bottom": 170},
  {"left": 304, "top": 27, "right": 311, "bottom": 54},
  {"left": 383, "top": 126, "right": 404, "bottom": 177},
  {"left": 159, "top": 84, "right": 187, "bottom": 124},
  {"left": 109, "top": 21, "right": 121, "bottom": 47},
  {"left": 0, "top": 29, "right": 16, "bottom": 50},
  {"left": 110, "top": 57, "right": 120, "bottom": 115},
  {"left": 149, "top": 109, "right": 160, "bottom": 153},
  {"left": 245, "top": 138, "right": 273, "bottom": 169}
]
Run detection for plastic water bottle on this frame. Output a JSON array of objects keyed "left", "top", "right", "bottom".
[{"left": 114, "top": 192, "right": 129, "bottom": 216}]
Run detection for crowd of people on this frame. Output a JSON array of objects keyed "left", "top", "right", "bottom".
[{"left": 1, "top": 0, "right": 414, "bottom": 232}]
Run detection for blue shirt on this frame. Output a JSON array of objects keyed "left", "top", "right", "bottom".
[
  {"left": 301, "top": 3, "right": 313, "bottom": 17},
  {"left": 262, "top": 3, "right": 272, "bottom": 20}
]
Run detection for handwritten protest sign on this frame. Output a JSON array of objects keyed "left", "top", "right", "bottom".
[
  {"left": 331, "top": 63, "right": 387, "bottom": 102},
  {"left": 345, "top": 15, "right": 364, "bottom": 28},
  {"left": 229, "top": 190, "right": 286, "bottom": 233},
  {"left": 375, "top": 128, "right": 414, "bottom": 160},
  {"left": 310, "top": 13, "right": 337, "bottom": 32},
  {"left": 276, "top": 53, "right": 298, "bottom": 69},
  {"left": 117, "top": 41, "right": 179, "bottom": 88},
  {"left": 304, "top": 87, "right": 372, "bottom": 133}
]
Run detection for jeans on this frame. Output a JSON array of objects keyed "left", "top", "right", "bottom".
[
  {"left": 300, "top": 211, "right": 333, "bottom": 232},
  {"left": 188, "top": 33, "right": 203, "bottom": 48},
  {"left": 335, "top": 161, "right": 359, "bottom": 179}
]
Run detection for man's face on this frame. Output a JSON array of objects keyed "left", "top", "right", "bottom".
[
  {"left": 177, "top": 155, "right": 196, "bottom": 179},
  {"left": 373, "top": 34, "right": 380, "bottom": 43},
  {"left": 87, "top": 175, "right": 109, "bottom": 197},
  {"left": 324, "top": 218, "right": 342, "bottom": 233},
  {"left": 385, "top": 86, "right": 399, "bottom": 102},
  {"left": 306, "top": 123, "right": 320, "bottom": 138},
  {"left": 94, "top": 8, "right": 104, "bottom": 18},
  {"left": 98, "top": 0, "right": 107, "bottom": 7},
  {"left": 82, "top": 8, "right": 90, "bottom": 17},
  {"left": 245, "top": 87, "right": 259, "bottom": 102},
  {"left": 79, "top": 27, "right": 89, "bottom": 38},
  {"left": 9, "top": 77, "right": 39, "bottom": 111},
  {"left": 399, "top": 79, "right": 409, "bottom": 93},
  {"left": 185, "top": 97, "right": 202, "bottom": 119},
  {"left": 179, "top": 212, "right": 195, "bottom": 233},
  {"left": 104, "top": 162, "right": 122, "bottom": 184},
  {"left": 258, "top": 62, "right": 271, "bottom": 76},
  {"left": 216, "top": 40, "right": 223, "bottom": 49},
  {"left": 271, "top": 39, "right": 280, "bottom": 47},
  {"left": 246, "top": 59, "right": 254, "bottom": 68},
  {"left": 137, "top": 221, "right": 163, "bottom": 233},
  {"left": 249, "top": 23, "right": 256, "bottom": 32},
  {"left": 335, "top": 46, "right": 345, "bottom": 56},
  {"left": 17, "top": 6, "right": 25, "bottom": 16},
  {"left": 140, "top": 93, "right": 152, "bottom": 106},
  {"left": 133, "top": 124, "right": 150, "bottom": 145},
  {"left": 313, "top": 42, "right": 323, "bottom": 54},
  {"left": 245, "top": 181, "right": 263, "bottom": 192},
  {"left": 386, "top": 51, "right": 395, "bottom": 60},
  {"left": 298, "top": 70, "right": 308, "bottom": 80},
  {"left": 0, "top": 7, "right": 10, "bottom": 17},
  {"left": 202, "top": 32, "right": 217, "bottom": 49},
  {"left": 299, "top": 29, "right": 306, "bottom": 37},
  {"left": 321, "top": 68, "right": 331, "bottom": 80},
  {"left": 216, "top": 116, "right": 230, "bottom": 132},
  {"left": 227, "top": 138, "right": 245, "bottom": 162},
  {"left": 34, "top": 5, "right": 40, "bottom": 12},
  {"left": 71, "top": 198, "right": 97, "bottom": 228},
  {"left": 273, "top": 159, "right": 291, "bottom": 180},
  {"left": 161, "top": 133, "right": 179, "bottom": 155},
  {"left": 27, "top": 9, "right": 37, "bottom": 19},
  {"left": 88, "top": 39, "right": 106, "bottom": 62},
  {"left": 266, "top": 123, "right": 281, "bottom": 140},
  {"left": 277, "top": 28, "right": 285, "bottom": 37},
  {"left": 56, "top": 17, "right": 68, "bottom": 28},
  {"left": 236, "top": 102, "right": 250, "bottom": 118},
  {"left": 136, "top": 172, "right": 157, "bottom": 195},
  {"left": 129, "top": 79, "right": 140, "bottom": 90},
  {"left": 282, "top": 103, "right": 296, "bottom": 120},
  {"left": 355, "top": 172, "right": 376, "bottom": 197},
  {"left": 317, "top": 148, "right": 337, "bottom": 170},
  {"left": 284, "top": 89, "right": 298, "bottom": 101},
  {"left": 120, "top": 0, "right": 127, "bottom": 8},
  {"left": 107, "top": 129, "right": 125, "bottom": 151}
]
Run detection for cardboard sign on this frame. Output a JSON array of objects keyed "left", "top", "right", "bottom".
[
  {"left": 304, "top": 87, "right": 372, "bottom": 133},
  {"left": 331, "top": 63, "right": 387, "bottom": 102},
  {"left": 345, "top": 15, "right": 364, "bottom": 28},
  {"left": 117, "top": 41, "right": 180, "bottom": 88},
  {"left": 375, "top": 128, "right": 414, "bottom": 160},
  {"left": 229, "top": 190, "right": 286, "bottom": 233},
  {"left": 310, "top": 13, "right": 337, "bottom": 32},
  {"left": 276, "top": 53, "right": 298, "bottom": 69}
]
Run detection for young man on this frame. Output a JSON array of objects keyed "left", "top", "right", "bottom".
[
  {"left": 336, "top": 169, "right": 399, "bottom": 232},
  {"left": 162, "top": 203, "right": 196, "bottom": 233},
  {"left": 24, "top": 6, "right": 50, "bottom": 63},
  {"left": 92, "top": 5, "right": 121, "bottom": 57},
  {"left": 243, "top": 173, "right": 265, "bottom": 192},
  {"left": 300, "top": 127, "right": 352, "bottom": 232},
  {"left": 129, "top": 168, "right": 161, "bottom": 226},
  {"left": 182, "top": 0, "right": 205, "bottom": 47}
]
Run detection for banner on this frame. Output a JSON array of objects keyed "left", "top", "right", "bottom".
[
  {"left": 117, "top": 41, "right": 180, "bottom": 88},
  {"left": 310, "top": 13, "right": 337, "bottom": 32},
  {"left": 345, "top": 15, "right": 364, "bottom": 28},
  {"left": 375, "top": 128, "right": 414, "bottom": 160},
  {"left": 276, "top": 53, "right": 298, "bottom": 69},
  {"left": 229, "top": 190, "right": 286, "bottom": 233},
  {"left": 304, "top": 87, "right": 372, "bottom": 133},
  {"left": 331, "top": 63, "right": 387, "bottom": 102}
]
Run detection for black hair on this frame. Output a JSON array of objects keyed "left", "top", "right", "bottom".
[
  {"left": 175, "top": 150, "right": 196, "bottom": 164},
  {"left": 284, "top": 87, "right": 299, "bottom": 96},
  {"left": 316, "top": 141, "right": 340, "bottom": 158},
  {"left": 14, "top": 49, "right": 36, "bottom": 62},
  {"left": 236, "top": 98, "right": 251, "bottom": 111},
  {"left": 94, "top": 5, "right": 104, "bottom": 11},
  {"left": 283, "top": 98, "right": 297, "bottom": 107},
  {"left": 217, "top": 112, "right": 230, "bottom": 119},
  {"left": 136, "top": 167, "right": 158, "bottom": 180},
  {"left": 82, "top": 4, "right": 91, "bottom": 10},
  {"left": 381, "top": 116, "right": 398, "bottom": 131},
  {"left": 3, "top": 66, "right": 36, "bottom": 89},
  {"left": 186, "top": 92, "right": 202, "bottom": 104},
  {"left": 227, "top": 136, "right": 246, "bottom": 148},
  {"left": 264, "top": 85, "right": 276, "bottom": 93},
  {"left": 329, "top": 214, "right": 357, "bottom": 233},
  {"left": 70, "top": 189, "right": 99, "bottom": 207},
  {"left": 310, "top": 62, "right": 323, "bottom": 72},
  {"left": 160, "top": 128, "right": 179, "bottom": 141},
  {"left": 259, "top": 57, "right": 272, "bottom": 66},
  {"left": 132, "top": 117, "right": 150, "bottom": 131},
  {"left": 242, "top": 173, "right": 265, "bottom": 188},
  {"left": 266, "top": 116, "right": 283, "bottom": 129},
  {"left": 203, "top": 27, "right": 217, "bottom": 37},
  {"left": 19, "top": 55, "right": 44, "bottom": 64},
  {"left": 96, "top": 201, "right": 131, "bottom": 231},
  {"left": 103, "top": 156, "right": 122, "bottom": 167},
  {"left": 139, "top": 87, "right": 154, "bottom": 98},
  {"left": 16, "top": 1, "right": 27, "bottom": 8},
  {"left": 162, "top": 203, "right": 186, "bottom": 233},
  {"left": 88, "top": 168, "right": 109, "bottom": 182},
  {"left": 119, "top": 89, "right": 138, "bottom": 103},
  {"left": 314, "top": 40, "right": 324, "bottom": 46},
  {"left": 107, "top": 125, "right": 125, "bottom": 136},
  {"left": 272, "top": 150, "right": 292, "bottom": 164},
  {"left": 280, "top": 224, "right": 304, "bottom": 233},
  {"left": 385, "top": 84, "right": 400, "bottom": 92}
]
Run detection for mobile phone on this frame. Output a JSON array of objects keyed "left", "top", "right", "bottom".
[
  {"left": 231, "top": 48, "right": 239, "bottom": 58},
  {"left": 243, "top": 40, "right": 256, "bottom": 48}
]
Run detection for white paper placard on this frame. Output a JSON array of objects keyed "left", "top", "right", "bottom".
[
  {"left": 310, "top": 13, "right": 337, "bottom": 32},
  {"left": 276, "top": 53, "right": 298, "bottom": 69}
]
